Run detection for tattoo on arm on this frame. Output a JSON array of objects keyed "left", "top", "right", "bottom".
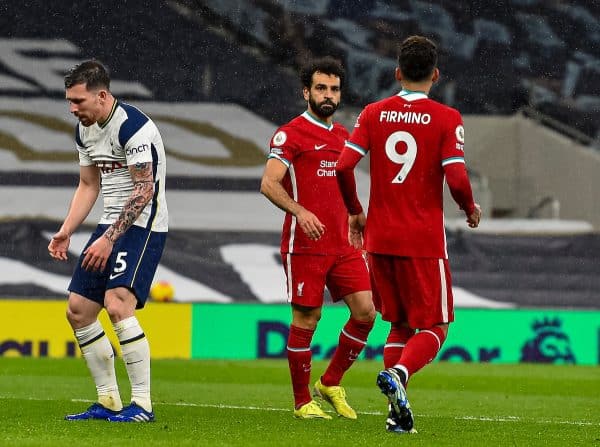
[{"left": 104, "top": 162, "right": 154, "bottom": 243}]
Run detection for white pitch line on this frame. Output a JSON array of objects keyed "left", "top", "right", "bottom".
[
  {"left": 162, "top": 402, "right": 598, "bottom": 426},
  {"left": 0, "top": 396, "right": 596, "bottom": 427}
]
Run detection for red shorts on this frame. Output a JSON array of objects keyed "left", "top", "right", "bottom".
[
  {"left": 281, "top": 251, "right": 371, "bottom": 307},
  {"left": 368, "top": 253, "right": 454, "bottom": 328}
]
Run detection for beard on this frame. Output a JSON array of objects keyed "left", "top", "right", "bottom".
[
  {"left": 76, "top": 114, "right": 93, "bottom": 126},
  {"left": 309, "top": 96, "right": 338, "bottom": 119}
]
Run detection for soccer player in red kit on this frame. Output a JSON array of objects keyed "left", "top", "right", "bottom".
[
  {"left": 261, "top": 57, "right": 375, "bottom": 420},
  {"left": 336, "top": 36, "right": 482, "bottom": 433}
]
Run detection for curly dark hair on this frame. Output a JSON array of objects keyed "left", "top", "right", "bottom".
[
  {"left": 398, "top": 36, "right": 437, "bottom": 82},
  {"left": 300, "top": 56, "right": 345, "bottom": 89}
]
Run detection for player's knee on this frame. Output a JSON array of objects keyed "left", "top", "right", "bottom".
[
  {"left": 104, "top": 289, "right": 136, "bottom": 322},
  {"left": 355, "top": 305, "right": 376, "bottom": 323},
  {"left": 346, "top": 291, "right": 376, "bottom": 322},
  {"left": 295, "top": 313, "right": 320, "bottom": 330},
  {"left": 291, "top": 305, "right": 321, "bottom": 330},
  {"left": 104, "top": 300, "right": 134, "bottom": 322},
  {"left": 65, "top": 307, "right": 79, "bottom": 327},
  {"left": 66, "top": 303, "right": 93, "bottom": 328}
]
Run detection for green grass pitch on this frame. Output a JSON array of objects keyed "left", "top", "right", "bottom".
[{"left": 0, "top": 357, "right": 598, "bottom": 446}]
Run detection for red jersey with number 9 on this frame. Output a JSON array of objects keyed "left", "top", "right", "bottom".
[{"left": 346, "top": 91, "right": 467, "bottom": 258}]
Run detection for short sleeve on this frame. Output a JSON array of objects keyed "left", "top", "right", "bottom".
[
  {"left": 267, "top": 127, "right": 296, "bottom": 168},
  {"left": 441, "top": 108, "right": 466, "bottom": 168},
  {"left": 346, "top": 106, "right": 371, "bottom": 156},
  {"left": 75, "top": 125, "right": 94, "bottom": 166},
  {"left": 122, "top": 122, "right": 155, "bottom": 166}
]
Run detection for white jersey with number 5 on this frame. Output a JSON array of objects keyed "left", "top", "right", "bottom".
[{"left": 75, "top": 100, "right": 168, "bottom": 232}]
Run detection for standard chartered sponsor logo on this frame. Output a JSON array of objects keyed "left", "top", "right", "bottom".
[{"left": 317, "top": 159, "right": 337, "bottom": 177}]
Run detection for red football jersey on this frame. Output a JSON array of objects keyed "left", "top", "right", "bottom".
[
  {"left": 343, "top": 91, "right": 470, "bottom": 258},
  {"left": 268, "top": 111, "right": 355, "bottom": 255}
]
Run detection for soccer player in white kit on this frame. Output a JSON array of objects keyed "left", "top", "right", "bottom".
[{"left": 48, "top": 60, "right": 168, "bottom": 422}]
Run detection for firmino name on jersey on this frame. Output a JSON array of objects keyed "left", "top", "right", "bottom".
[{"left": 379, "top": 111, "right": 431, "bottom": 124}]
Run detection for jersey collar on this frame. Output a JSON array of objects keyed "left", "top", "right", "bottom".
[
  {"left": 98, "top": 99, "right": 118, "bottom": 129},
  {"left": 301, "top": 111, "right": 333, "bottom": 131},
  {"left": 398, "top": 89, "right": 428, "bottom": 102}
]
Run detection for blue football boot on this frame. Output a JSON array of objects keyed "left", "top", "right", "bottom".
[
  {"left": 377, "top": 368, "right": 415, "bottom": 433},
  {"left": 65, "top": 403, "right": 119, "bottom": 421},
  {"left": 106, "top": 403, "right": 155, "bottom": 422}
]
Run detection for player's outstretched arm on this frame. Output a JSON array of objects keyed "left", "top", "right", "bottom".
[
  {"left": 48, "top": 165, "right": 100, "bottom": 261},
  {"left": 260, "top": 158, "right": 325, "bottom": 240}
]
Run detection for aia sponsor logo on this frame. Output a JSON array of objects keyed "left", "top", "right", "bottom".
[{"left": 97, "top": 160, "right": 124, "bottom": 174}]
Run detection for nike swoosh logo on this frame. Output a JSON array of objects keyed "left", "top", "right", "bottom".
[
  {"left": 314, "top": 144, "right": 327, "bottom": 150},
  {"left": 126, "top": 359, "right": 144, "bottom": 365},
  {"left": 109, "top": 272, "right": 125, "bottom": 280}
]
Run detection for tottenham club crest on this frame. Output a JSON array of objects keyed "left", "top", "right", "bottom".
[{"left": 272, "top": 131, "right": 287, "bottom": 146}]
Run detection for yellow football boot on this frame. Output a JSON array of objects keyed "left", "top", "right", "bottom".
[
  {"left": 293, "top": 400, "right": 332, "bottom": 419},
  {"left": 313, "top": 379, "right": 357, "bottom": 419}
]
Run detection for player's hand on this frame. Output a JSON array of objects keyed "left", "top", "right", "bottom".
[
  {"left": 348, "top": 212, "right": 366, "bottom": 249},
  {"left": 82, "top": 234, "right": 113, "bottom": 272},
  {"left": 466, "top": 203, "right": 482, "bottom": 228},
  {"left": 296, "top": 208, "right": 325, "bottom": 240},
  {"left": 48, "top": 230, "right": 71, "bottom": 261}
]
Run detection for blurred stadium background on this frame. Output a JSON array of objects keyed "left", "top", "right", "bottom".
[{"left": 0, "top": 0, "right": 598, "bottom": 365}]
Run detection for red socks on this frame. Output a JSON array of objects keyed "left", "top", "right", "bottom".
[
  {"left": 288, "top": 318, "right": 374, "bottom": 407},
  {"left": 287, "top": 325, "right": 314, "bottom": 408},
  {"left": 396, "top": 326, "right": 447, "bottom": 381},
  {"left": 321, "top": 317, "right": 374, "bottom": 387},
  {"left": 383, "top": 324, "right": 416, "bottom": 368}
]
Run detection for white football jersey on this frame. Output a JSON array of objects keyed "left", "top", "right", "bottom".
[{"left": 76, "top": 100, "right": 168, "bottom": 232}]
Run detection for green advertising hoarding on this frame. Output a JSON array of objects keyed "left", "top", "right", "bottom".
[{"left": 191, "top": 304, "right": 600, "bottom": 365}]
